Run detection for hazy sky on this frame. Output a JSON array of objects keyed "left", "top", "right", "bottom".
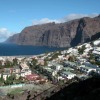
[{"left": 0, "top": 0, "right": 100, "bottom": 42}]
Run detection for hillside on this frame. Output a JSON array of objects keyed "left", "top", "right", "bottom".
[
  {"left": 7, "top": 15, "right": 100, "bottom": 47},
  {"left": 46, "top": 75, "right": 100, "bottom": 100}
]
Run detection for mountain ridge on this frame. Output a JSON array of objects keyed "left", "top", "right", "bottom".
[{"left": 6, "top": 15, "right": 100, "bottom": 47}]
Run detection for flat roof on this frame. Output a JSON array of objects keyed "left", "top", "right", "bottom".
[
  {"left": 83, "top": 63, "right": 97, "bottom": 68},
  {"left": 62, "top": 71, "right": 76, "bottom": 75},
  {"left": 20, "top": 63, "right": 29, "bottom": 69},
  {"left": 81, "top": 65, "right": 96, "bottom": 70}
]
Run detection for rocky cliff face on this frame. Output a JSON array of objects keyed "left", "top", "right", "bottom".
[{"left": 7, "top": 15, "right": 100, "bottom": 47}]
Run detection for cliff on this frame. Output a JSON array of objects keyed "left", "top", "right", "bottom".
[{"left": 7, "top": 15, "right": 100, "bottom": 47}]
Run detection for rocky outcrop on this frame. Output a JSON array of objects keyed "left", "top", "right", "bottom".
[{"left": 7, "top": 15, "right": 100, "bottom": 47}]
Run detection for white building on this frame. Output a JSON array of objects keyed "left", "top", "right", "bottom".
[
  {"left": 61, "top": 71, "right": 76, "bottom": 79},
  {"left": 19, "top": 63, "right": 32, "bottom": 77},
  {"left": 2, "top": 73, "right": 10, "bottom": 80},
  {"left": 93, "top": 39, "right": 100, "bottom": 46},
  {"left": 67, "top": 48, "right": 78, "bottom": 56},
  {"left": 93, "top": 47, "right": 100, "bottom": 55}
]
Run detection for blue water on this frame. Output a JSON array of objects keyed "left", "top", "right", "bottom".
[{"left": 0, "top": 43, "right": 65, "bottom": 56}]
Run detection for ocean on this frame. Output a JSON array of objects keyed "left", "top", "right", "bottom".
[{"left": 0, "top": 43, "right": 65, "bottom": 56}]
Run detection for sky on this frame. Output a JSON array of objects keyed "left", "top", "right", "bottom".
[{"left": 0, "top": 0, "right": 100, "bottom": 42}]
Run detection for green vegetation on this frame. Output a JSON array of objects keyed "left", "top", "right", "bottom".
[
  {"left": 0, "top": 74, "right": 25, "bottom": 86},
  {"left": 50, "top": 51, "right": 61, "bottom": 60},
  {"left": 31, "top": 59, "right": 38, "bottom": 66},
  {"left": 30, "top": 58, "right": 38, "bottom": 71},
  {"left": 68, "top": 55, "right": 77, "bottom": 62},
  {"left": 89, "top": 53, "right": 95, "bottom": 59},
  {"left": 78, "top": 45, "right": 86, "bottom": 54},
  {"left": 44, "top": 59, "right": 48, "bottom": 66},
  {"left": 90, "top": 60, "right": 100, "bottom": 66},
  {"left": 4, "top": 74, "right": 16, "bottom": 85},
  {"left": 13, "top": 58, "right": 18, "bottom": 66},
  {"left": 4, "top": 60, "right": 13, "bottom": 68},
  {"left": 10, "top": 88, "right": 23, "bottom": 95},
  {"left": 0, "top": 74, "right": 4, "bottom": 85},
  {"left": 89, "top": 54, "right": 100, "bottom": 66}
]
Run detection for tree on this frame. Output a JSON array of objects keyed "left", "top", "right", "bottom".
[
  {"left": 4, "top": 74, "right": 16, "bottom": 85},
  {"left": 90, "top": 53, "right": 94, "bottom": 58},
  {"left": 0, "top": 73, "right": 4, "bottom": 85},
  {"left": 43, "top": 57, "right": 49, "bottom": 66},
  {"left": 90, "top": 41, "right": 94, "bottom": 47},
  {"left": 68, "top": 55, "right": 77, "bottom": 62},
  {"left": 31, "top": 59, "right": 38, "bottom": 66},
  {"left": 13, "top": 58, "right": 18, "bottom": 65},
  {"left": 88, "top": 71, "right": 100, "bottom": 77},
  {"left": 5, "top": 60, "right": 13, "bottom": 68},
  {"left": 78, "top": 45, "right": 86, "bottom": 54}
]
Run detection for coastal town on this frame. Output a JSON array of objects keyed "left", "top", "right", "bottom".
[{"left": 0, "top": 38, "right": 100, "bottom": 99}]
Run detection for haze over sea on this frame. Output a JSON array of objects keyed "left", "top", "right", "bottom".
[{"left": 0, "top": 43, "right": 64, "bottom": 56}]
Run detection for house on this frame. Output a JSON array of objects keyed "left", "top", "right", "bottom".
[
  {"left": 67, "top": 48, "right": 78, "bottom": 56},
  {"left": 48, "top": 62, "right": 53, "bottom": 67},
  {"left": 84, "top": 47, "right": 93, "bottom": 53},
  {"left": 93, "top": 47, "right": 100, "bottom": 55},
  {"left": 80, "top": 63, "right": 97, "bottom": 74},
  {"left": 63, "top": 67, "right": 74, "bottom": 71},
  {"left": 77, "top": 57, "right": 87, "bottom": 64},
  {"left": 58, "top": 55, "right": 64, "bottom": 60},
  {"left": 20, "top": 63, "right": 29, "bottom": 70},
  {"left": 12, "top": 66, "right": 21, "bottom": 73},
  {"left": 44, "top": 66, "right": 58, "bottom": 76},
  {"left": 3, "top": 66, "right": 22, "bottom": 79},
  {"left": 20, "top": 72, "right": 26, "bottom": 77},
  {"left": 84, "top": 63, "right": 97, "bottom": 68},
  {"left": 93, "top": 39, "right": 100, "bottom": 46},
  {"left": 3, "top": 72, "right": 10, "bottom": 80},
  {"left": 44, "top": 67, "right": 54, "bottom": 75},
  {"left": 19, "top": 63, "right": 32, "bottom": 77},
  {"left": 57, "top": 76, "right": 65, "bottom": 81},
  {"left": 25, "top": 74, "right": 40, "bottom": 81},
  {"left": 4, "top": 68, "right": 12, "bottom": 74},
  {"left": 61, "top": 71, "right": 76, "bottom": 79},
  {"left": 53, "top": 63, "right": 63, "bottom": 71},
  {"left": 20, "top": 69, "right": 31, "bottom": 77},
  {"left": 4, "top": 67, "right": 20, "bottom": 74},
  {"left": 38, "top": 59, "right": 44, "bottom": 65},
  {"left": 85, "top": 43, "right": 91, "bottom": 48},
  {"left": 61, "top": 50, "right": 67, "bottom": 55},
  {"left": 64, "top": 61, "right": 77, "bottom": 68},
  {"left": 25, "top": 74, "right": 47, "bottom": 84},
  {"left": 48, "top": 62, "right": 63, "bottom": 71}
]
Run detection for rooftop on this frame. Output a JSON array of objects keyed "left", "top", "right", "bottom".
[
  {"left": 20, "top": 63, "right": 29, "bottom": 69},
  {"left": 62, "top": 71, "right": 76, "bottom": 75}
]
